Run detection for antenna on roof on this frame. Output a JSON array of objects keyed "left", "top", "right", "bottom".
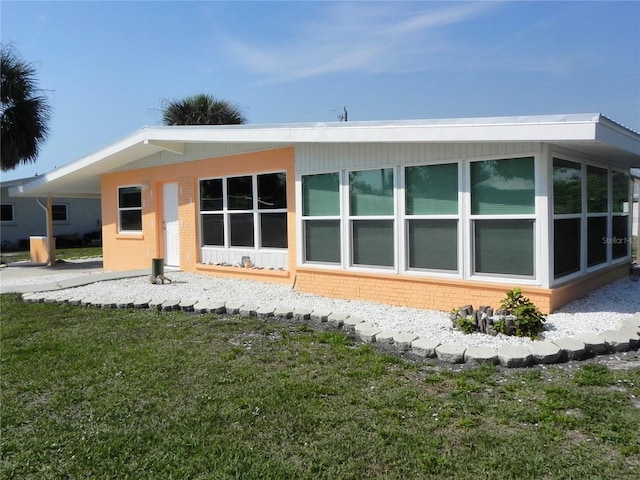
[{"left": 337, "top": 106, "right": 348, "bottom": 122}]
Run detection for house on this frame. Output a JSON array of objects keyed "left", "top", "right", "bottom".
[
  {"left": 9, "top": 113, "right": 640, "bottom": 312},
  {"left": 1, "top": 176, "right": 101, "bottom": 251}
]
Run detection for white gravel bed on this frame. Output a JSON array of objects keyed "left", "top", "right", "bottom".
[{"left": 19, "top": 271, "right": 640, "bottom": 349}]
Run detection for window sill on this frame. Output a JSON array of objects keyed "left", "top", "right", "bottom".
[{"left": 116, "top": 232, "right": 144, "bottom": 240}]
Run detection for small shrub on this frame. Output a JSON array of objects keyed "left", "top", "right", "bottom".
[
  {"left": 456, "top": 315, "right": 476, "bottom": 334},
  {"left": 499, "top": 288, "right": 546, "bottom": 339}
]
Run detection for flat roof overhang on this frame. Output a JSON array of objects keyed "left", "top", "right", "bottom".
[{"left": 9, "top": 113, "right": 640, "bottom": 198}]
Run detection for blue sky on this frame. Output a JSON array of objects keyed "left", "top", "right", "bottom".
[{"left": 1, "top": 0, "right": 639, "bottom": 182}]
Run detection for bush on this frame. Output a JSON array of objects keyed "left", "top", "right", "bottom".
[{"left": 499, "top": 288, "right": 546, "bottom": 339}]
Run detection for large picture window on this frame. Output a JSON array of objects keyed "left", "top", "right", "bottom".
[
  {"left": 118, "top": 186, "right": 142, "bottom": 232},
  {"left": 199, "top": 172, "right": 287, "bottom": 250},
  {"left": 471, "top": 157, "right": 535, "bottom": 277}
]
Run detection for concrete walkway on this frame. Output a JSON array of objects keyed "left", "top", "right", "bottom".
[{"left": 2, "top": 260, "right": 639, "bottom": 368}]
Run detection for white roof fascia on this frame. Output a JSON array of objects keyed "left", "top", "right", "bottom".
[
  {"left": 143, "top": 114, "right": 603, "bottom": 144},
  {"left": 9, "top": 114, "right": 640, "bottom": 198}
]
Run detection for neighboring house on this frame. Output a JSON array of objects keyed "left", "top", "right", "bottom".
[
  {"left": 10, "top": 114, "right": 640, "bottom": 312},
  {"left": 1, "top": 176, "right": 101, "bottom": 250}
]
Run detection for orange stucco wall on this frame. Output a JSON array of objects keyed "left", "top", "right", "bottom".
[{"left": 101, "top": 147, "right": 296, "bottom": 280}]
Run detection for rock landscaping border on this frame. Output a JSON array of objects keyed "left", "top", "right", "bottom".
[{"left": 19, "top": 291, "right": 640, "bottom": 368}]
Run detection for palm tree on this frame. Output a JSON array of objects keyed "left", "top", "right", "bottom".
[
  {"left": 1, "top": 45, "right": 51, "bottom": 171},
  {"left": 161, "top": 93, "right": 246, "bottom": 126}
]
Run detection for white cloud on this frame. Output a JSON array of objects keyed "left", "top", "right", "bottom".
[{"left": 221, "top": 2, "right": 498, "bottom": 83}]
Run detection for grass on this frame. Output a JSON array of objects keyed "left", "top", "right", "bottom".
[
  {"left": 1, "top": 294, "right": 639, "bottom": 479},
  {"left": 0, "top": 246, "right": 102, "bottom": 263}
]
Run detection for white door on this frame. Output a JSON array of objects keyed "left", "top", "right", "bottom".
[{"left": 163, "top": 183, "right": 180, "bottom": 267}]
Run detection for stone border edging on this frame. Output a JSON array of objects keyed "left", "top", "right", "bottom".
[{"left": 18, "top": 290, "right": 640, "bottom": 368}]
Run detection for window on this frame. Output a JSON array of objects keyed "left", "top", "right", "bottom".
[
  {"left": 0, "top": 204, "right": 14, "bottom": 223},
  {"left": 118, "top": 186, "right": 142, "bottom": 232},
  {"left": 553, "top": 159, "right": 582, "bottom": 278},
  {"left": 474, "top": 220, "right": 535, "bottom": 276},
  {"left": 612, "top": 171, "right": 630, "bottom": 259},
  {"left": 349, "top": 168, "right": 394, "bottom": 267},
  {"left": 52, "top": 204, "right": 68, "bottom": 223},
  {"left": 471, "top": 157, "right": 535, "bottom": 215},
  {"left": 552, "top": 159, "right": 631, "bottom": 281},
  {"left": 199, "top": 172, "right": 287, "bottom": 250},
  {"left": 586, "top": 165, "right": 608, "bottom": 267},
  {"left": 302, "top": 173, "right": 341, "bottom": 264},
  {"left": 405, "top": 163, "right": 458, "bottom": 271},
  {"left": 470, "top": 157, "right": 535, "bottom": 277}
]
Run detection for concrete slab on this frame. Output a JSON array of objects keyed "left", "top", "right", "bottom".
[
  {"left": 239, "top": 305, "right": 258, "bottom": 317},
  {"left": 375, "top": 330, "right": 397, "bottom": 350},
  {"left": 342, "top": 316, "right": 365, "bottom": 333},
  {"left": 67, "top": 296, "right": 85, "bottom": 306},
  {"left": 133, "top": 298, "right": 151, "bottom": 309},
  {"left": 392, "top": 333, "right": 420, "bottom": 352},
  {"left": 328, "top": 313, "right": 349, "bottom": 328},
  {"left": 310, "top": 310, "right": 332, "bottom": 323},
  {"left": 411, "top": 338, "right": 440, "bottom": 358},
  {"left": 116, "top": 299, "right": 135, "bottom": 309},
  {"left": 224, "top": 302, "right": 243, "bottom": 315},
  {"left": 273, "top": 307, "right": 294, "bottom": 319},
  {"left": 552, "top": 337, "right": 586, "bottom": 360},
  {"left": 600, "top": 330, "right": 632, "bottom": 352},
  {"left": 528, "top": 341, "right": 562, "bottom": 364},
  {"left": 161, "top": 299, "right": 181, "bottom": 311},
  {"left": 496, "top": 346, "right": 533, "bottom": 368},
  {"left": 193, "top": 301, "right": 226, "bottom": 314},
  {"left": 464, "top": 346, "right": 499, "bottom": 365},
  {"left": 354, "top": 323, "right": 382, "bottom": 343},
  {"left": 435, "top": 343, "right": 466, "bottom": 364},
  {"left": 293, "top": 308, "right": 313, "bottom": 321},
  {"left": 148, "top": 298, "right": 165, "bottom": 310},
  {"left": 179, "top": 299, "right": 198, "bottom": 312},
  {"left": 618, "top": 327, "right": 640, "bottom": 348},
  {"left": 572, "top": 333, "right": 607, "bottom": 355},
  {"left": 256, "top": 306, "right": 275, "bottom": 318}
]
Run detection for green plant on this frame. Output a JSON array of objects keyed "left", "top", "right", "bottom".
[
  {"left": 493, "top": 318, "right": 506, "bottom": 335},
  {"left": 499, "top": 288, "right": 546, "bottom": 339},
  {"left": 457, "top": 315, "right": 476, "bottom": 334}
]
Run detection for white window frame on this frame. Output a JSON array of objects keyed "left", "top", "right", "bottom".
[
  {"left": 401, "top": 161, "right": 462, "bottom": 277},
  {"left": 199, "top": 171, "right": 288, "bottom": 251},
  {"left": 52, "top": 203, "right": 69, "bottom": 224},
  {"left": 117, "top": 185, "right": 143, "bottom": 233},
  {"left": 468, "top": 156, "right": 538, "bottom": 282},
  {"left": 299, "top": 171, "right": 343, "bottom": 267},
  {"left": 346, "top": 166, "right": 397, "bottom": 272}
]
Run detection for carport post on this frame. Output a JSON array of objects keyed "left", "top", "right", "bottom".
[{"left": 46, "top": 195, "right": 56, "bottom": 266}]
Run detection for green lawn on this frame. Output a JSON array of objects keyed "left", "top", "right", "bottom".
[
  {"left": 1, "top": 294, "right": 639, "bottom": 479},
  {"left": 0, "top": 246, "right": 102, "bottom": 264}
]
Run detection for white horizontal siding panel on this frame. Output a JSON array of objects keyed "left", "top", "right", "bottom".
[
  {"left": 296, "top": 143, "right": 542, "bottom": 174},
  {"left": 200, "top": 248, "right": 287, "bottom": 270}
]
